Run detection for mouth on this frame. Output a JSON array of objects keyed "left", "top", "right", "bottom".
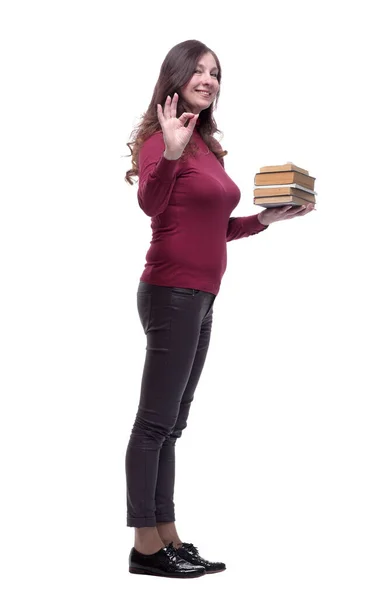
[{"left": 195, "top": 90, "right": 212, "bottom": 98}]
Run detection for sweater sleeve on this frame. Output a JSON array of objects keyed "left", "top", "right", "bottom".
[
  {"left": 226, "top": 213, "right": 269, "bottom": 242},
  {"left": 137, "top": 133, "right": 181, "bottom": 217}
]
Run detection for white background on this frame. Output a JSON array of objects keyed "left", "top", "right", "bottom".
[{"left": 1, "top": 0, "right": 382, "bottom": 598}]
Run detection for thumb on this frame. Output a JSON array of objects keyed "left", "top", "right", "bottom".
[
  {"left": 185, "top": 113, "right": 199, "bottom": 131},
  {"left": 178, "top": 112, "right": 198, "bottom": 126}
]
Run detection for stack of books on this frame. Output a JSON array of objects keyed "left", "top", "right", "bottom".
[{"left": 253, "top": 162, "right": 317, "bottom": 208}]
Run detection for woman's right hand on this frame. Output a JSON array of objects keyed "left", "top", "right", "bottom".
[{"left": 157, "top": 93, "right": 199, "bottom": 159}]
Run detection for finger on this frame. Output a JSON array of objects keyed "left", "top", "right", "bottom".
[
  {"left": 170, "top": 92, "right": 178, "bottom": 119},
  {"left": 157, "top": 103, "right": 164, "bottom": 127},
  {"left": 272, "top": 205, "right": 291, "bottom": 212},
  {"left": 286, "top": 206, "right": 310, "bottom": 218},
  {"left": 283, "top": 207, "right": 304, "bottom": 218},
  {"left": 301, "top": 206, "right": 316, "bottom": 215},
  {"left": 185, "top": 113, "right": 199, "bottom": 131},
  {"left": 178, "top": 112, "right": 199, "bottom": 126},
  {"left": 163, "top": 95, "right": 171, "bottom": 119},
  {"left": 299, "top": 204, "right": 314, "bottom": 214}
]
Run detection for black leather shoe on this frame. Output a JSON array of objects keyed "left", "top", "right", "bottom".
[
  {"left": 176, "top": 542, "right": 226, "bottom": 574},
  {"left": 129, "top": 541, "right": 206, "bottom": 578}
]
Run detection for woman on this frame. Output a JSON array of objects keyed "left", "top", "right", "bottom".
[{"left": 124, "top": 39, "right": 314, "bottom": 579}]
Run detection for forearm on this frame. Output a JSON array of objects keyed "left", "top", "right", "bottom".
[
  {"left": 226, "top": 213, "right": 269, "bottom": 242},
  {"left": 138, "top": 154, "right": 180, "bottom": 217}
]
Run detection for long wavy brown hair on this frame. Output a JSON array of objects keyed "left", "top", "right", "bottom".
[{"left": 124, "top": 39, "right": 228, "bottom": 185}]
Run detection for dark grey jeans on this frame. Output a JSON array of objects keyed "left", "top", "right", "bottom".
[{"left": 125, "top": 281, "right": 216, "bottom": 527}]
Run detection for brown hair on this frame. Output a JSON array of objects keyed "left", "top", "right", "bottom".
[{"left": 124, "top": 39, "right": 227, "bottom": 185}]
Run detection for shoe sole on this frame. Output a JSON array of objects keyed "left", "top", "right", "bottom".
[
  {"left": 205, "top": 567, "right": 226, "bottom": 574},
  {"left": 129, "top": 566, "right": 206, "bottom": 578}
]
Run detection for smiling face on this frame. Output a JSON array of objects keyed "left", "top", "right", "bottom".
[{"left": 180, "top": 52, "right": 220, "bottom": 115}]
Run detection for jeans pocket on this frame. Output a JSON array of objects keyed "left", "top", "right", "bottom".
[{"left": 171, "top": 287, "right": 199, "bottom": 296}]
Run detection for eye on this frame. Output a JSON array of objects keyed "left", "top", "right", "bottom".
[{"left": 194, "top": 70, "right": 218, "bottom": 78}]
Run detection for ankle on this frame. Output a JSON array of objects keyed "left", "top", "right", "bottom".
[
  {"left": 134, "top": 526, "right": 164, "bottom": 555},
  {"left": 134, "top": 541, "right": 164, "bottom": 555},
  {"left": 161, "top": 538, "right": 182, "bottom": 548},
  {"left": 156, "top": 522, "right": 182, "bottom": 548}
]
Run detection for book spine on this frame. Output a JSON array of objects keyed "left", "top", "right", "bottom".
[
  {"left": 253, "top": 195, "right": 315, "bottom": 207},
  {"left": 254, "top": 188, "right": 315, "bottom": 202},
  {"left": 289, "top": 188, "right": 316, "bottom": 202},
  {"left": 254, "top": 185, "right": 316, "bottom": 200},
  {"left": 254, "top": 183, "right": 317, "bottom": 195},
  {"left": 254, "top": 172, "right": 315, "bottom": 190}
]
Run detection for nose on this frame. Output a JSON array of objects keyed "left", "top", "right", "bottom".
[{"left": 201, "top": 73, "right": 215, "bottom": 86}]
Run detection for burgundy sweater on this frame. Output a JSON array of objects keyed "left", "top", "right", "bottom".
[{"left": 137, "top": 128, "right": 268, "bottom": 296}]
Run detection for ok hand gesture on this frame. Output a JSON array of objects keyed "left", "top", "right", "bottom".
[{"left": 157, "top": 93, "right": 199, "bottom": 159}]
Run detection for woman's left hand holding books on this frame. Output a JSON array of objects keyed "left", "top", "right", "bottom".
[{"left": 258, "top": 203, "right": 315, "bottom": 226}]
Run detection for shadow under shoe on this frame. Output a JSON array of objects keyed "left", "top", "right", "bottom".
[
  {"left": 129, "top": 541, "right": 206, "bottom": 578},
  {"left": 176, "top": 542, "right": 226, "bottom": 574}
]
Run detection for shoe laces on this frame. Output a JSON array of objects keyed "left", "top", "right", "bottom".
[
  {"left": 182, "top": 542, "right": 199, "bottom": 554},
  {"left": 165, "top": 541, "right": 181, "bottom": 562}
]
